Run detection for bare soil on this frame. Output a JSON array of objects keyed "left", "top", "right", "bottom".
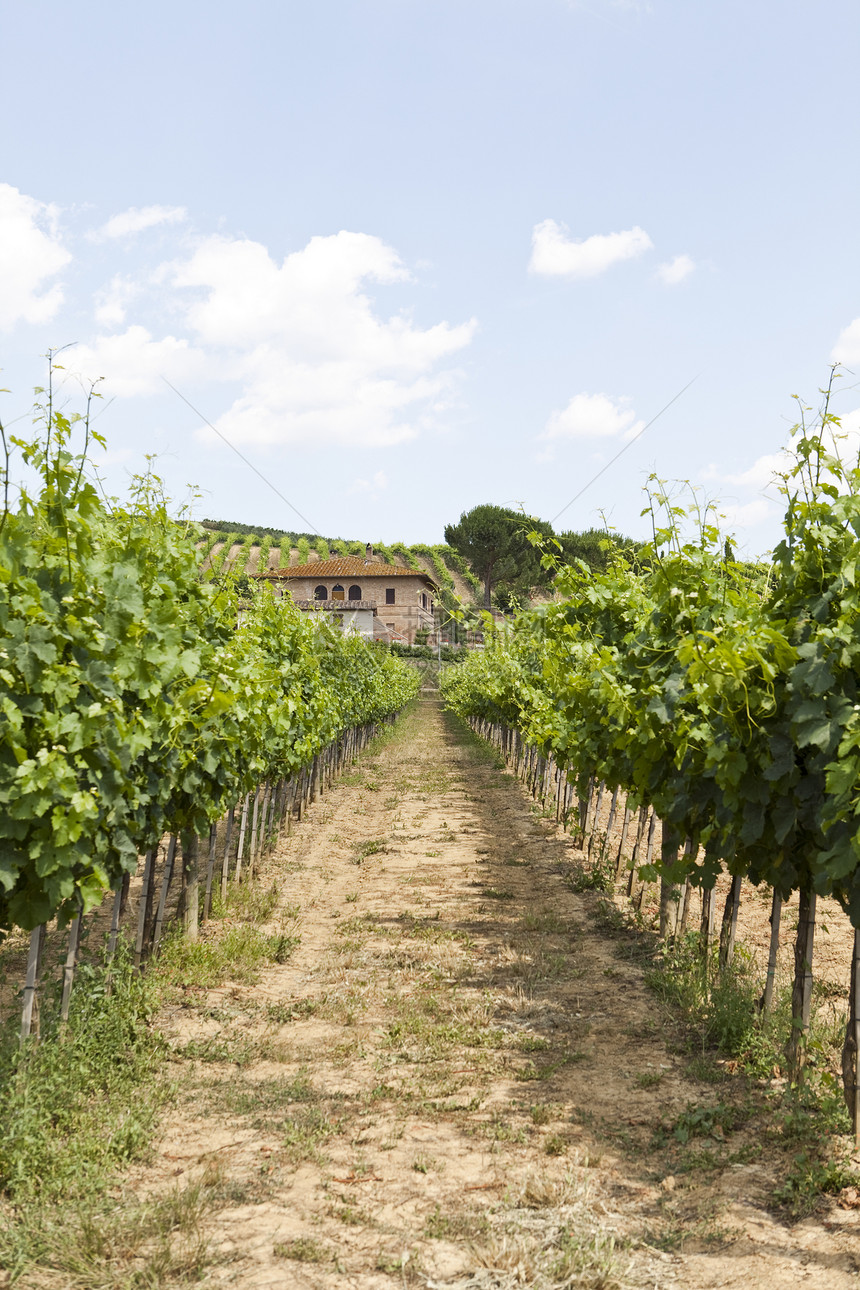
[{"left": 119, "top": 701, "right": 860, "bottom": 1286}]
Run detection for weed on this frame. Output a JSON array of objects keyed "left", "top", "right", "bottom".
[
  {"left": 0, "top": 947, "right": 163, "bottom": 1207},
  {"left": 484, "top": 1114, "right": 527, "bottom": 1144},
  {"left": 685, "top": 1055, "right": 726, "bottom": 1083},
  {"left": 517, "top": 1034, "right": 552, "bottom": 1053},
  {"left": 290, "top": 998, "right": 319, "bottom": 1018},
  {"left": 773, "top": 1150, "right": 860, "bottom": 1216},
  {"left": 531, "top": 1104, "right": 552, "bottom": 1126},
  {"left": 376, "top": 1250, "right": 413, "bottom": 1274},
  {"left": 470, "top": 1220, "right": 620, "bottom": 1290},
  {"left": 329, "top": 1198, "right": 373, "bottom": 1226},
  {"left": 544, "top": 1133, "right": 567, "bottom": 1156},
  {"left": 520, "top": 911, "right": 569, "bottom": 934},
  {"left": 275, "top": 1236, "right": 332, "bottom": 1263},
  {"left": 516, "top": 1059, "right": 563, "bottom": 1082},
  {"left": 424, "top": 1204, "right": 489, "bottom": 1240},
  {"left": 0, "top": 947, "right": 220, "bottom": 1285},
  {"left": 566, "top": 858, "right": 615, "bottom": 895},
  {"left": 679, "top": 1146, "right": 720, "bottom": 1173},
  {"left": 159, "top": 923, "right": 296, "bottom": 989},
  {"left": 178, "top": 1032, "right": 259, "bottom": 1066},
  {"left": 352, "top": 838, "right": 389, "bottom": 863},
  {"left": 635, "top": 1070, "right": 664, "bottom": 1089},
  {"left": 208, "top": 879, "right": 288, "bottom": 926},
  {"left": 671, "top": 1101, "right": 739, "bottom": 1144}
]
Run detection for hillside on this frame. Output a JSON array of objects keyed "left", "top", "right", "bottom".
[
  {"left": 195, "top": 523, "right": 482, "bottom": 604},
  {"left": 194, "top": 519, "right": 638, "bottom": 609}
]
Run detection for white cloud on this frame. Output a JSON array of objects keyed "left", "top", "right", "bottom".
[
  {"left": 717, "top": 499, "right": 779, "bottom": 531},
  {"left": 541, "top": 392, "right": 643, "bottom": 442},
  {"left": 0, "top": 184, "right": 70, "bottom": 330},
  {"left": 348, "top": 470, "right": 388, "bottom": 497},
  {"left": 711, "top": 408, "right": 860, "bottom": 496},
  {"left": 656, "top": 253, "right": 695, "bottom": 285},
  {"left": 832, "top": 318, "right": 860, "bottom": 366},
  {"left": 95, "top": 205, "right": 187, "bottom": 240},
  {"left": 73, "top": 229, "right": 476, "bottom": 448},
  {"left": 71, "top": 325, "right": 205, "bottom": 396},
  {"left": 529, "top": 218, "right": 653, "bottom": 279},
  {"left": 831, "top": 406, "right": 860, "bottom": 463},
  {"left": 721, "top": 450, "right": 791, "bottom": 491},
  {"left": 93, "top": 274, "right": 140, "bottom": 327}
]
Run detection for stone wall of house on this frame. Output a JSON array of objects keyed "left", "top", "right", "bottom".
[{"left": 265, "top": 572, "right": 436, "bottom": 644}]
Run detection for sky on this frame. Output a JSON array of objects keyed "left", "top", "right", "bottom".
[{"left": 2, "top": 0, "right": 859, "bottom": 556}]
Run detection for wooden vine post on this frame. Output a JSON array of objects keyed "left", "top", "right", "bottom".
[
  {"left": 202, "top": 823, "right": 218, "bottom": 922},
  {"left": 235, "top": 794, "right": 250, "bottom": 883},
  {"left": 60, "top": 905, "right": 84, "bottom": 1022},
  {"left": 786, "top": 886, "right": 817, "bottom": 1081},
  {"left": 658, "top": 823, "right": 681, "bottom": 940},
  {"left": 718, "top": 874, "right": 742, "bottom": 973},
  {"left": 152, "top": 835, "right": 178, "bottom": 954},
  {"left": 21, "top": 924, "right": 46, "bottom": 1040},
  {"left": 181, "top": 832, "right": 200, "bottom": 940},
  {"left": 587, "top": 782, "right": 605, "bottom": 860},
  {"left": 615, "top": 805, "right": 633, "bottom": 880},
  {"left": 249, "top": 787, "right": 261, "bottom": 873},
  {"left": 107, "top": 873, "right": 131, "bottom": 961},
  {"left": 842, "top": 928, "right": 860, "bottom": 1145},
  {"left": 626, "top": 807, "right": 649, "bottom": 897},
  {"left": 600, "top": 788, "right": 619, "bottom": 864},
  {"left": 134, "top": 849, "right": 156, "bottom": 968},
  {"left": 759, "top": 889, "right": 783, "bottom": 1016},
  {"left": 700, "top": 882, "right": 716, "bottom": 963}
]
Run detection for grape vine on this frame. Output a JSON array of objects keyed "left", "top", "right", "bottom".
[
  {"left": 442, "top": 374, "right": 860, "bottom": 1120},
  {"left": 0, "top": 380, "right": 419, "bottom": 935}
]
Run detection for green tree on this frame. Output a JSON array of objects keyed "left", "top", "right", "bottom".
[
  {"left": 444, "top": 504, "right": 553, "bottom": 608},
  {"left": 556, "top": 527, "right": 644, "bottom": 573}
]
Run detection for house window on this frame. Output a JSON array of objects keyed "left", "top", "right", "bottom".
[
  {"left": 313, "top": 585, "right": 327, "bottom": 600},
  {"left": 348, "top": 584, "right": 362, "bottom": 601},
  {"left": 331, "top": 584, "right": 345, "bottom": 601},
  {"left": 421, "top": 593, "right": 427, "bottom": 609},
  {"left": 385, "top": 588, "right": 395, "bottom": 605}
]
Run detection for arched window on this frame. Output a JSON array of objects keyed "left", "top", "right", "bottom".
[
  {"left": 331, "top": 584, "right": 345, "bottom": 601},
  {"left": 348, "top": 584, "right": 362, "bottom": 601},
  {"left": 313, "top": 585, "right": 327, "bottom": 600}
]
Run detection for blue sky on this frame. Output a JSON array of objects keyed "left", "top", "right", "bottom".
[{"left": 2, "top": 0, "right": 859, "bottom": 554}]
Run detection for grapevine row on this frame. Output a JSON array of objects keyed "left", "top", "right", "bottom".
[
  {"left": 441, "top": 379, "right": 860, "bottom": 1132},
  {"left": 0, "top": 386, "right": 420, "bottom": 944}
]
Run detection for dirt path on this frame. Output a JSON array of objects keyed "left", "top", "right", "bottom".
[{"left": 138, "top": 700, "right": 860, "bottom": 1288}]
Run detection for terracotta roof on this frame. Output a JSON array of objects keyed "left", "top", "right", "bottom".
[
  {"left": 255, "top": 555, "right": 438, "bottom": 587},
  {"left": 293, "top": 599, "right": 377, "bottom": 611}
]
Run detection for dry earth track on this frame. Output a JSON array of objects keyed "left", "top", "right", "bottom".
[{"left": 130, "top": 699, "right": 859, "bottom": 1289}]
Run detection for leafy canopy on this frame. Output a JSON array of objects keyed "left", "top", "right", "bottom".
[{"left": 444, "top": 504, "right": 553, "bottom": 608}]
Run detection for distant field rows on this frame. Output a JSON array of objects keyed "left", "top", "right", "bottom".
[{"left": 197, "top": 534, "right": 480, "bottom": 603}]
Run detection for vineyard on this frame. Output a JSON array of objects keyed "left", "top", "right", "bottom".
[
  {"left": 3, "top": 378, "right": 860, "bottom": 1287},
  {"left": 0, "top": 385, "right": 420, "bottom": 1022},
  {"left": 196, "top": 528, "right": 483, "bottom": 608},
  {"left": 441, "top": 379, "right": 860, "bottom": 1131}
]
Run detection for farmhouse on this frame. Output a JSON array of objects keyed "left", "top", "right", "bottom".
[{"left": 254, "top": 544, "right": 439, "bottom": 644}]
